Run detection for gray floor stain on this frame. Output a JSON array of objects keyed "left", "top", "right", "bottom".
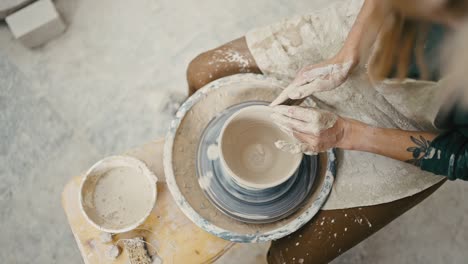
[{"left": 0, "top": 0, "right": 467, "bottom": 263}]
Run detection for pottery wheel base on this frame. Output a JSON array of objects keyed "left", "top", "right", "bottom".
[{"left": 164, "top": 74, "right": 335, "bottom": 242}]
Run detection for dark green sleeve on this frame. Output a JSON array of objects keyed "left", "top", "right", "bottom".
[{"left": 420, "top": 130, "right": 468, "bottom": 180}]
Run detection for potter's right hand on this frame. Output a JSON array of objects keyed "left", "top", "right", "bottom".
[
  {"left": 271, "top": 57, "right": 355, "bottom": 106},
  {"left": 271, "top": 105, "right": 351, "bottom": 153}
]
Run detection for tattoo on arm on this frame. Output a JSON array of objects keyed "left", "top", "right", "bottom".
[{"left": 406, "top": 135, "right": 431, "bottom": 166}]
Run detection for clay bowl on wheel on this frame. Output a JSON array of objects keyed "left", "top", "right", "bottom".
[{"left": 219, "top": 105, "right": 302, "bottom": 190}]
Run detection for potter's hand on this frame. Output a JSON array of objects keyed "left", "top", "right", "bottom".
[
  {"left": 271, "top": 105, "right": 350, "bottom": 153},
  {"left": 269, "top": 0, "right": 391, "bottom": 106},
  {"left": 271, "top": 57, "right": 355, "bottom": 106}
]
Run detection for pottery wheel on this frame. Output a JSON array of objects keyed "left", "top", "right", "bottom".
[
  {"left": 164, "top": 74, "right": 336, "bottom": 242},
  {"left": 197, "top": 101, "right": 317, "bottom": 223}
]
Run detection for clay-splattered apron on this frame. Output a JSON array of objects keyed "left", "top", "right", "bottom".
[{"left": 246, "top": 0, "right": 444, "bottom": 209}]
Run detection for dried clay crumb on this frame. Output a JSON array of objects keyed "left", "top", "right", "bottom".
[
  {"left": 206, "top": 144, "right": 219, "bottom": 160},
  {"left": 104, "top": 245, "right": 121, "bottom": 260},
  {"left": 152, "top": 255, "right": 163, "bottom": 264},
  {"left": 274, "top": 140, "right": 316, "bottom": 155},
  {"left": 100, "top": 232, "right": 113, "bottom": 243}
]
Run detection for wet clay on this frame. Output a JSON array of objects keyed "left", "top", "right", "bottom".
[
  {"left": 271, "top": 105, "right": 338, "bottom": 155},
  {"left": 220, "top": 105, "right": 302, "bottom": 188},
  {"left": 272, "top": 105, "right": 338, "bottom": 135},
  {"left": 92, "top": 167, "right": 153, "bottom": 228},
  {"left": 274, "top": 140, "right": 309, "bottom": 155}
]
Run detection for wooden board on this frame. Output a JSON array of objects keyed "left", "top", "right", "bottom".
[{"left": 61, "top": 139, "right": 234, "bottom": 263}]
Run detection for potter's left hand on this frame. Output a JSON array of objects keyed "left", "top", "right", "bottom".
[
  {"left": 271, "top": 105, "right": 352, "bottom": 153},
  {"left": 270, "top": 56, "right": 355, "bottom": 106}
]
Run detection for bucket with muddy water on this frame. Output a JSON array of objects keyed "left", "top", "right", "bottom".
[{"left": 79, "top": 156, "right": 157, "bottom": 233}]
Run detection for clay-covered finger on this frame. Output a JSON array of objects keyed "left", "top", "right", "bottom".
[
  {"left": 290, "top": 73, "right": 309, "bottom": 87},
  {"left": 273, "top": 106, "right": 337, "bottom": 135},
  {"left": 270, "top": 84, "right": 296, "bottom": 106},
  {"left": 293, "top": 131, "right": 327, "bottom": 153},
  {"left": 271, "top": 113, "right": 308, "bottom": 133},
  {"left": 273, "top": 105, "right": 334, "bottom": 123},
  {"left": 274, "top": 140, "right": 309, "bottom": 155},
  {"left": 292, "top": 131, "right": 321, "bottom": 154},
  {"left": 270, "top": 72, "right": 310, "bottom": 106},
  {"left": 292, "top": 130, "right": 312, "bottom": 143},
  {"left": 274, "top": 121, "right": 294, "bottom": 137},
  {"left": 290, "top": 62, "right": 353, "bottom": 98},
  {"left": 272, "top": 105, "right": 314, "bottom": 122},
  {"left": 287, "top": 79, "right": 320, "bottom": 100}
]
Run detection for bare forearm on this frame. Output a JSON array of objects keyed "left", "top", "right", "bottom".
[
  {"left": 340, "top": 120, "right": 438, "bottom": 164},
  {"left": 337, "top": 0, "right": 390, "bottom": 64}
]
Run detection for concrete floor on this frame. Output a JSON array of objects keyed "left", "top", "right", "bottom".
[{"left": 0, "top": 0, "right": 467, "bottom": 263}]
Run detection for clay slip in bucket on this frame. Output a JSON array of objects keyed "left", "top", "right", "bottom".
[
  {"left": 79, "top": 156, "right": 157, "bottom": 233},
  {"left": 219, "top": 105, "right": 303, "bottom": 189}
]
